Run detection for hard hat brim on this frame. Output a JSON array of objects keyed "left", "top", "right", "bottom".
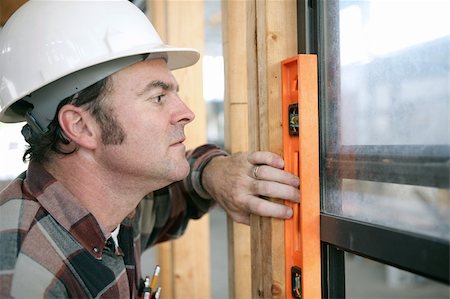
[
  {"left": 0, "top": 47, "right": 200, "bottom": 124},
  {"left": 157, "top": 47, "right": 201, "bottom": 70}
]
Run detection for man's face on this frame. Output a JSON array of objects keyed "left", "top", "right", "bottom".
[{"left": 95, "top": 58, "right": 195, "bottom": 190}]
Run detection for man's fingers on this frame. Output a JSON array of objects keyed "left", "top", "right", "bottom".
[
  {"left": 248, "top": 151, "right": 285, "bottom": 169},
  {"left": 251, "top": 180, "right": 300, "bottom": 203},
  {"left": 245, "top": 196, "right": 293, "bottom": 219},
  {"left": 249, "top": 165, "right": 300, "bottom": 188}
]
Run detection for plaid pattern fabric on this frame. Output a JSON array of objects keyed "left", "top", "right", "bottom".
[{"left": 0, "top": 144, "right": 227, "bottom": 298}]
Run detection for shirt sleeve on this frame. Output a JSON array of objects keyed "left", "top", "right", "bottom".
[{"left": 140, "top": 144, "right": 229, "bottom": 248}]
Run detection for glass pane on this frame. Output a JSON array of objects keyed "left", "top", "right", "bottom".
[
  {"left": 326, "top": 180, "right": 449, "bottom": 240},
  {"left": 320, "top": 0, "right": 450, "bottom": 239},
  {"left": 319, "top": 0, "right": 450, "bottom": 239},
  {"left": 338, "top": 0, "right": 449, "bottom": 145},
  {"left": 346, "top": 253, "right": 449, "bottom": 299}
]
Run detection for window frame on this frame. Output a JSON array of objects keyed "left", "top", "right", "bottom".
[{"left": 297, "top": 0, "right": 450, "bottom": 296}]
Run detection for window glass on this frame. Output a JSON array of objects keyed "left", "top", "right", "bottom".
[
  {"left": 345, "top": 253, "right": 449, "bottom": 299},
  {"left": 338, "top": 0, "right": 449, "bottom": 145},
  {"left": 321, "top": 0, "right": 450, "bottom": 239},
  {"left": 327, "top": 180, "right": 449, "bottom": 240}
]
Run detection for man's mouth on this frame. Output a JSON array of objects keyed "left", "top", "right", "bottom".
[{"left": 171, "top": 137, "right": 186, "bottom": 146}]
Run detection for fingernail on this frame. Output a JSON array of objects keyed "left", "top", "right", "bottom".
[{"left": 286, "top": 208, "right": 293, "bottom": 219}]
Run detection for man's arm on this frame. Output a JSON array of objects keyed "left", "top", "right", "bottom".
[{"left": 142, "top": 145, "right": 300, "bottom": 247}]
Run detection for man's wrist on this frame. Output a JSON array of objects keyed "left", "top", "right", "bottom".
[
  {"left": 188, "top": 144, "right": 229, "bottom": 200},
  {"left": 201, "top": 155, "right": 227, "bottom": 198}
]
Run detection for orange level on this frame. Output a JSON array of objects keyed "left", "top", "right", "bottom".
[{"left": 282, "top": 55, "right": 321, "bottom": 299}]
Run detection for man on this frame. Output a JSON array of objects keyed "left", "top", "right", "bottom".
[{"left": 0, "top": 1, "right": 300, "bottom": 298}]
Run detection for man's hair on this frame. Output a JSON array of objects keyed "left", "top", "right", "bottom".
[{"left": 23, "top": 77, "right": 126, "bottom": 164}]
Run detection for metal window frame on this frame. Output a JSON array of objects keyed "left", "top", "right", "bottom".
[
  {"left": 321, "top": 214, "right": 450, "bottom": 284},
  {"left": 326, "top": 145, "right": 450, "bottom": 188}
]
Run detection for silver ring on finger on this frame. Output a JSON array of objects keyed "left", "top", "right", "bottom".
[{"left": 252, "top": 165, "right": 261, "bottom": 180}]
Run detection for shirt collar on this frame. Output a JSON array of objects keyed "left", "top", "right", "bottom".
[{"left": 25, "top": 161, "right": 108, "bottom": 259}]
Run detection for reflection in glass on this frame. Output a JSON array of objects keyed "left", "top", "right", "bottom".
[
  {"left": 321, "top": 0, "right": 450, "bottom": 239},
  {"left": 338, "top": 0, "right": 450, "bottom": 145},
  {"left": 328, "top": 180, "right": 450, "bottom": 240}
]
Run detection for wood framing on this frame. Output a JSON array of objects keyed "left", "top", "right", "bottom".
[
  {"left": 246, "top": 1, "right": 298, "bottom": 298},
  {"left": 147, "top": 1, "right": 210, "bottom": 299},
  {"left": 222, "top": 1, "right": 252, "bottom": 299}
]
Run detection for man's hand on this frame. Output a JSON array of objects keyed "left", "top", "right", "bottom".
[{"left": 202, "top": 151, "right": 300, "bottom": 225}]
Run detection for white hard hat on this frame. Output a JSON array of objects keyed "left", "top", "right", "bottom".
[{"left": 0, "top": 0, "right": 200, "bottom": 132}]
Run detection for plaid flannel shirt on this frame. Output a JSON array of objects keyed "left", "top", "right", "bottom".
[{"left": 0, "top": 144, "right": 227, "bottom": 298}]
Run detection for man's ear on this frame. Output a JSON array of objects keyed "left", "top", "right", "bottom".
[{"left": 58, "top": 104, "right": 99, "bottom": 150}]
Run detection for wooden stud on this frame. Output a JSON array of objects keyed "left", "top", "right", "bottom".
[
  {"left": 246, "top": 0, "right": 298, "bottom": 298},
  {"left": 222, "top": 1, "right": 252, "bottom": 298}
]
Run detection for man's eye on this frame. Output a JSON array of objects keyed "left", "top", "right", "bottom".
[{"left": 151, "top": 94, "right": 165, "bottom": 103}]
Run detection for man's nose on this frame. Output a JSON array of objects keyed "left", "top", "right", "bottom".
[{"left": 172, "top": 96, "right": 195, "bottom": 125}]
